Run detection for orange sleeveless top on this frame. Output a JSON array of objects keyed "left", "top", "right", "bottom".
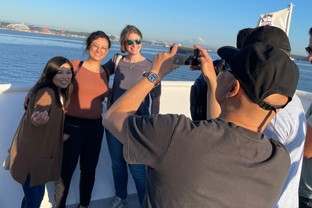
[{"left": 66, "top": 60, "right": 109, "bottom": 119}]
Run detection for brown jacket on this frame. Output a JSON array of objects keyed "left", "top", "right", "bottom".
[{"left": 10, "top": 87, "right": 64, "bottom": 187}]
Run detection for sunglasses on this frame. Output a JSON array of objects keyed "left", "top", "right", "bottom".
[
  {"left": 306, "top": 46, "right": 312, "bottom": 55},
  {"left": 216, "top": 59, "right": 232, "bottom": 75},
  {"left": 213, "top": 59, "right": 226, "bottom": 75},
  {"left": 126, "top": 39, "right": 142, "bottom": 45}
]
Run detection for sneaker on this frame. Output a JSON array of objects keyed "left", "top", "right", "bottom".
[{"left": 112, "top": 196, "right": 127, "bottom": 208}]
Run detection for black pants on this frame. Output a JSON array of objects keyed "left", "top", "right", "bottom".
[
  {"left": 299, "top": 196, "right": 312, "bottom": 208},
  {"left": 54, "top": 115, "right": 104, "bottom": 207}
]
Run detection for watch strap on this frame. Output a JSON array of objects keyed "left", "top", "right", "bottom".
[{"left": 143, "top": 72, "right": 160, "bottom": 86}]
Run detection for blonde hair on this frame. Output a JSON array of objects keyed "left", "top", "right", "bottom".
[{"left": 120, "top": 25, "right": 143, "bottom": 53}]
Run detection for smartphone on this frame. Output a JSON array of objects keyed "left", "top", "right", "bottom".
[{"left": 171, "top": 46, "right": 200, "bottom": 66}]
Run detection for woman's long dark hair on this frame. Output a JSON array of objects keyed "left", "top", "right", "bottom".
[{"left": 32, "top": 56, "right": 74, "bottom": 108}]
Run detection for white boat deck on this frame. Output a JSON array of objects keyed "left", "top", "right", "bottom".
[
  {"left": 1, "top": 82, "right": 312, "bottom": 207},
  {"left": 67, "top": 194, "right": 139, "bottom": 208}
]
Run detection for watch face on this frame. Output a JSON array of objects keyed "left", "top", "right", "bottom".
[{"left": 149, "top": 73, "right": 158, "bottom": 82}]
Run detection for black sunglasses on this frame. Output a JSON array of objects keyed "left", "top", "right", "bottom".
[
  {"left": 213, "top": 59, "right": 225, "bottom": 75},
  {"left": 126, "top": 39, "right": 142, "bottom": 45},
  {"left": 214, "top": 59, "right": 233, "bottom": 75},
  {"left": 305, "top": 46, "right": 312, "bottom": 54}
]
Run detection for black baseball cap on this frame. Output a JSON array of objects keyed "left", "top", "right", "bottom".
[
  {"left": 217, "top": 42, "right": 299, "bottom": 110},
  {"left": 244, "top": 25, "right": 291, "bottom": 53}
]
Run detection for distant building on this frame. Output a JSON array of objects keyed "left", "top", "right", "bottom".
[
  {"left": 41, "top": 27, "right": 52, "bottom": 34},
  {"left": 7, "top": 23, "right": 30, "bottom": 32},
  {"left": 111, "top": 34, "right": 120, "bottom": 42}
]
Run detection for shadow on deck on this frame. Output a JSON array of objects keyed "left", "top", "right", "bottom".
[{"left": 66, "top": 194, "right": 140, "bottom": 208}]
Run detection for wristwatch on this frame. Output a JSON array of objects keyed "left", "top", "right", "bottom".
[{"left": 143, "top": 72, "right": 160, "bottom": 86}]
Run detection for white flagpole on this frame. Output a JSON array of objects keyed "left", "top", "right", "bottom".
[{"left": 286, "top": 2, "right": 294, "bottom": 36}]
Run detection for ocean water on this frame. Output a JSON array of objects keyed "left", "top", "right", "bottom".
[{"left": 0, "top": 29, "right": 311, "bottom": 92}]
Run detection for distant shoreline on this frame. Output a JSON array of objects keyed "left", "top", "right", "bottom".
[
  {"left": 0, "top": 21, "right": 170, "bottom": 48},
  {"left": 0, "top": 22, "right": 307, "bottom": 60}
]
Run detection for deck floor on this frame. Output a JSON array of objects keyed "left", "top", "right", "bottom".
[{"left": 66, "top": 194, "right": 140, "bottom": 208}]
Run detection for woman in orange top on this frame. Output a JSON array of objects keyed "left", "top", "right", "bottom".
[{"left": 54, "top": 31, "right": 111, "bottom": 208}]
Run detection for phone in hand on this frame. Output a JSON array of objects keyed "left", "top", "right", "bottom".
[{"left": 170, "top": 46, "right": 200, "bottom": 66}]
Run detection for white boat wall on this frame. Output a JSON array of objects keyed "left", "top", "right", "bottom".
[{"left": 1, "top": 82, "right": 312, "bottom": 207}]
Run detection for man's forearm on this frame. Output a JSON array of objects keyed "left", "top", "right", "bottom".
[
  {"left": 103, "top": 77, "right": 155, "bottom": 139},
  {"left": 103, "top": 44, "right": 178, "bottom": 140},
  {"left": 205, "top": 78, "right": 220, "bottom": 119}
]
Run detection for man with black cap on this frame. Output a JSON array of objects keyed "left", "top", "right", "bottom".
[
  {"left": 204, "top": 25, "right": 306, "bottom": 207},
  {"left": 243, "top": 25, "right": 306, "bottom": 208},
  {"left": 299, "top": 27, "right": 312, "bottom": 208},
  {"left": 103, "top": 43, "right": 299, "bottom": 207}
]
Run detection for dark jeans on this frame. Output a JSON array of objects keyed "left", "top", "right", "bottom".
[
  {"left": 106, "top": 129, "right": 146, "bottom": 205},
  {"left": 54, "top": 115, "right": 104, "bottom": 208},
  {"left": 21, "top": 174, "right": 45, "bottom": 208},
  {"left": 299, "top": 196, "right": 312, "bottom": 208}
]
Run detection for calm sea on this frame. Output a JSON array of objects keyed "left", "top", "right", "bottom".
[{"left": 0, "top": 30, "right": 311, "bottom": 92}]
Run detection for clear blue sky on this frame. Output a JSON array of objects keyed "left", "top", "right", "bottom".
[{"left": 0, "top": 0, "right": 310, "bottom": 56}]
